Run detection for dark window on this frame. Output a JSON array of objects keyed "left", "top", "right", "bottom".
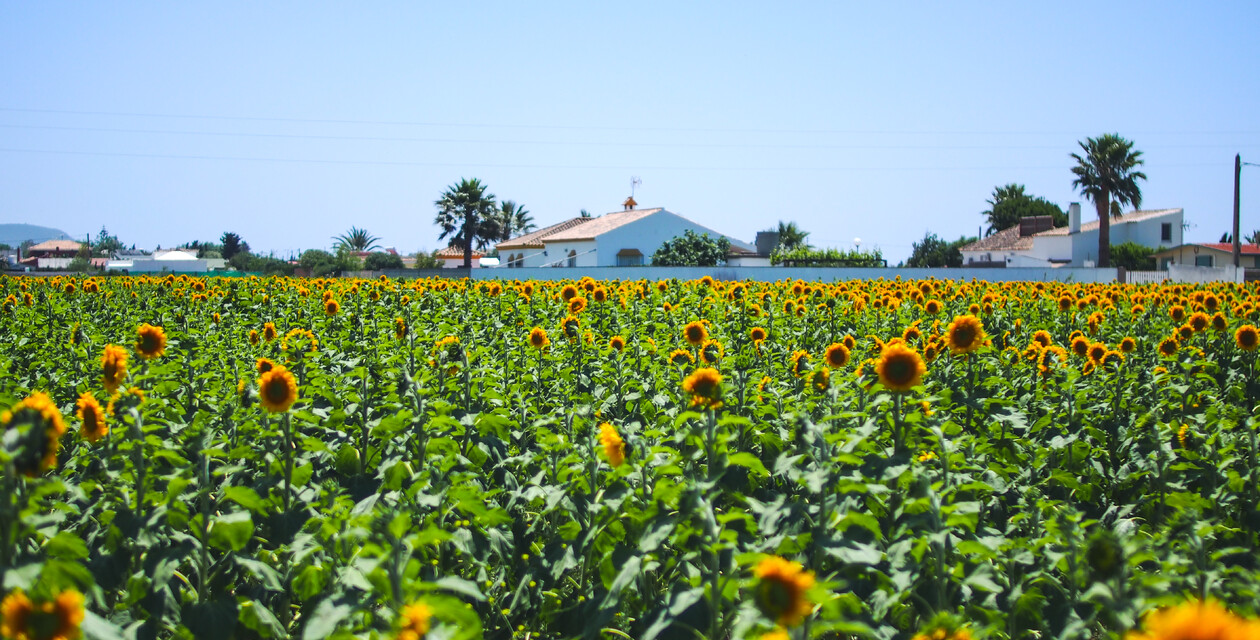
[
  {"left": 567, "top": 250, "right": 577, "bottom": 268},
  {"left": 1195, "top": 254, "right": 1213, "bottom": 267},
  {"left": 1161, "top": 223, "right": 1172, "bottom": 242}
]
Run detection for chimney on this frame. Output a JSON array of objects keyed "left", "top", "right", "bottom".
[
  {"left": 1068, "top": 203, "right": 1081, "bottom": 234},
  {"left": 755, "top": 231, "right": 780, "bottom": 256}
]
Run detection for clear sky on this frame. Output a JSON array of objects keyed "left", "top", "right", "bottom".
[{"left": 2, "top": 2, "right": 1258, "bottom": 264}]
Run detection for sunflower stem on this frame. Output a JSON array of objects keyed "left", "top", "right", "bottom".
[{"left": 282, "top": 412, "right": 293, "bottom": 513}]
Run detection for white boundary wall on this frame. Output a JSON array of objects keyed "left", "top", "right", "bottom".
[{"left": 454, "top": 266, "right": 1119, "bottom": 283}]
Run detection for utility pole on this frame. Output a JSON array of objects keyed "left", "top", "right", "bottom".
[{"left": 1234, "top": 154, "right": 1242, "bottom": 267}]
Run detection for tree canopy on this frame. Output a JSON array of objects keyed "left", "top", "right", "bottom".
[
  {"left": 651, "top": 230, "right": 730, "bottom": 267},
  {"left": 333, "top": 227, "right": 382, "bottom": 253},
  {"left": 771, "top": 221, "right": 810, "bottom": 252},
  {"left": 981, "top": 184, "right": 1066, "bottom": 235},
  {"left": 905, "top": 232, "right": 975, "bottom": 268},
  {"left": 434, "top": 178, "right": 498, "bottom": 268}
]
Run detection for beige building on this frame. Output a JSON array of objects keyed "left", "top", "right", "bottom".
[{"left": 1152, "top": 242, "right": 1260, "bottom": 269}]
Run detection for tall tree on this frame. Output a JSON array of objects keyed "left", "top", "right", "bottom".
[
  {"left": 981, "top": 184, "right": 1066, "bottom": 235},
  {"left": 333, "top": 226, "right": 382, "bottom": 252},
  {"left": 220, "top": 232, "right": 249, "bottom": 260},
  {"left": 906, "top": 231, "right": 974, "bottom": 268},
  {"left": 434, "top": 178, "right": 498, "bottom": 268},
  {"left": 1071, "top": 134, "right": 1146, "bottom": 268},
  {"left": 774, "top": 221, "right": 811, "bottom": 251}
]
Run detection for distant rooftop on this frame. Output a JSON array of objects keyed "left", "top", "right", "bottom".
[
  {"left": 497, "top": 217, "right": 594, "bottom": 250},
  {"left": 1035, "top": 208, "right": 1182, "bottom": 236}
]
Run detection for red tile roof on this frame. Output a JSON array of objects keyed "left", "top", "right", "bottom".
[
  {"left": 434, "top": 246, "right": 484, "bottom": 259},
  {"left": 1195, "top": 242, "right": 1260, "bottom": 255}
]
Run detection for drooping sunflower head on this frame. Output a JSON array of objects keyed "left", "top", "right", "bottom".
[
  {"left": 528, "top": 327, "right": 550, "bottom": 349},
  {"left": 700, "top": 340, "right": 724, "bottom": 364},
  {"left": 682, "top": 367, "right": 723, "bottom": 408},
  {"left": 876, "top": 343, "right": 926, "bottom": 393},
  {"left": 683, "top": 321, "right": 708, "bottom": 347},
  {"left": 1, "top": 392, "right": 67, "bottom": 476},
  {"left": 749, "top": 326, "right": 768, "bottom": 343},
  {"left": 394, "top": 317, "right": 408, "bottom": 341},
  {"left": 76, "top": 392, "right": 108, "bottom": 444},
  {"left": 790, "top": 350, "right": 811, "bottom": 377},
  {"left": 136, "top": 323, "right": 167, "bottom": 360},
  {"left": 561, "top": 316, "right": 581, "bottom": 340},
  {"left": 257, "top": 366, "right": 299, "bottom": 413},
  {"left": 669, "top": 348, "right": 695, "bottom": 367},
  {"left": 568, "top": 296, "right": 588, "bottom": 315},
  {"left": 824, "top": 343, "right": 850, "bottom": 368},
  {"left": 1087, "top": 342, "right": 1108, "bottom": 365},
  {"left": 1235, "top": 325, "right": 1259, "bottom": 351},
  {"left": 945, "top": 315, "right": 985, "bottom": 355},
  {"left": 609, "top": 335, "right": 626, "bottom": 352},
  {"left": 753, "top": 556, "right": 815, "bottom": 627},
  {"left": 263, "top": 321, "right": 278, "bottom": 342},
  {"left": 100, "top": 344, "right": 128, "bottom": 394},
  {"left": 1126, "top": 599, "right": 1251, "bottom": 640},
  {"left": 809, "top": 367, "right": 830, "bottom": 392},
  {"left": 597, "top": 423, "right": 626, "bottom": 468}
]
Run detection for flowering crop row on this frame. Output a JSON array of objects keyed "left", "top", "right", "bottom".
[{"left": 2, "top": 273, "right": 1260, "bottom": 640}]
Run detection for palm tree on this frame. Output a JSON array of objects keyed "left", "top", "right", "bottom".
[
  {"left": 333, "top": 227, "right": 382, "bottom": 252},
  {"left": 981, "top": 184, "right": 1027, "bottom": 235},
  {"left": 434, "top": 178, "right": 497, "bottom": 268},
  {"left": 1071, "top": 134, "right": 1146, "bottom": 268},
  {"left": 492, "top": 201, "right": 535, "bottom": 241},
  {"left": 775, "top": 221, "right": 811, "bottom": 251}
]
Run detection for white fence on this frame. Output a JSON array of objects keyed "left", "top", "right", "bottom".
[{"left": 1126, "top": 265, "right": 1244, "bottom": 284}]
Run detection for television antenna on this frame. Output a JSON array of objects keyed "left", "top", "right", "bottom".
[{"left": 630, "top": 176, "right": 642, "bottom": 197}]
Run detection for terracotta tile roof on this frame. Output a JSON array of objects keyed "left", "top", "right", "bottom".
[
  {"left": 497, "top": 217, "right": 594, "bottom": 250},
  {"left": 1035, "top": 208, "right": 1182, "bottom": 236},
  {"left": 434, "top": 245, "right": 485, "bottom": 259},
  {"left": 28, "top": 239, "right": 82, "bottom": 252},
  {"left": 959, "top": 226, "right": 1034, "bottom": 253},
  {"left": 543, "top": 208, "right": 663, "bottom": 242}
]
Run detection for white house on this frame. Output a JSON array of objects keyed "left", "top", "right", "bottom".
[
  {"left": 434, "top": 245, "right": 485, "bottom": 269},
  {"left": 960, "top": 204, "right": 1183, "bottom": 268},
  {"left": 107, "top": 249, "right": 213, "bottom": 273},
  {"left": 496, "top": 201, "right": 755, "bottom": 268}
]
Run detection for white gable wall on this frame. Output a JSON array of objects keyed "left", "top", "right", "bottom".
[{"left": 595, "top": 210, "right": 750, "bottom": 267}]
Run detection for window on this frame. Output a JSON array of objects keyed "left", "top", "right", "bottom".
[
  {"left": 1195, "top": 255, "right": 1213, "bottom": 267},
  {"left": 615, "top": 248, "right": 644, "bottom": 267},
  {"left": 1160, "top": 258, "right": 1172, "bottom": 270},
  {"left": 1161, "top": 223, "right": 1172, "bottom": 242}
]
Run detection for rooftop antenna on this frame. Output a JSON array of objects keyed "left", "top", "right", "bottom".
[{"left": 631, "top": 176, "right": 642, "bottom": 197}]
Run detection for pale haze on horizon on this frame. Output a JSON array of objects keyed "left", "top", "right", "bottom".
[{"left": 2, "top": 2, "right": 1258, "bottom": 264}]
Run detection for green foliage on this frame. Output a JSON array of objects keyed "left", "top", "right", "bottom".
[
  {"left": 1110, "top": 242, "right": 1156, "bottom": 270},
  {"left": 411, "top": 251, "right": 443, "bottom": 270},
  {"left": 333, "top": 227, "right": 382, "bottom": 253},
  {"left": 1072, "top": 133, "right": 1147, "bottom": 267},
  {"left": 434, "top": 178, "right": 499, "bottom": 267},
  {"left": 770, "top": 220, "right": 810, "bottom": 251},
  {"left": 982, "top": 184, "right": 1067, "bottom": 235},
  {"left": 363, "top": 252, "right": 405, "bottom": 271},
  {"left": 220, "top": 232, "right": 249, "bottom": 261},
  {"left": 92, "top": 226, "right": 125, "bottom": 257},
  {"left": 906, "top": 232, "right": 975, "bottom": 267},
  {"left": 299, "top": 249, "right": 359, "bottom": 276},
  {"left": 770, "top": 245, "right": 885, "bottom": 266},
  {"left": 229, "top": 252, "right": 295, "bottom": 275},
  {"left": 650, "top": 230, "right": 730, "bottom": 266}
]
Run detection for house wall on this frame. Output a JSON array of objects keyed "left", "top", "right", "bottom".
[
  {"left": 466, "top": 266, "right": 1119, "bottom": 283},
  {"left": 1154, "top": 246, "right": 1260, "bottom": 268},
  {"left": 590, "top": 211, "right": 752, "bottom": 267},
  {"left": 1028, "top": 210, "right": 1183, "bottom": 267},
  {"left": 530, "top": 240, "right": 597, "bottom": 267},
  {"left": 439, "top": 256, "right": 481, "bottom": 269},
  {"left": 127, "top": 259, "right": 210, "bottom": 273}
]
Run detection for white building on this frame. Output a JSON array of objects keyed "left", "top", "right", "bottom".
[
  {"left": 107, "top": 249, "right": 213, "bottom": 273},
  {"left": 434, "top": 245, "right": 486, "bottom": 269},
  {"left": 496, "top": 201, "right": 755, "bottom": 268},
  {"left": 960, "top": 204, "right": 1183, "bottom": 268}
]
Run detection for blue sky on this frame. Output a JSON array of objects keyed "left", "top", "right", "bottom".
[{"left": 2, "top": 2, "right": 1258, "bottom": 263}]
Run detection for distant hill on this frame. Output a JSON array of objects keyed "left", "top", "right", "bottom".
[{"left": 0, "top": 224, "right": 74, "bottom": 247}]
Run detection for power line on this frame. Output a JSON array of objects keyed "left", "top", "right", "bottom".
[
  {"left": 3, "top": 106, "right": 1259, "bottom": 136},
  {"left": 0, "top": 146, "right": 1233, "bottom": 171}
]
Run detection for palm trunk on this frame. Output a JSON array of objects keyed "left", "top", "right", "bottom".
[
  {"left": 463, "top": 210, "right": 473, "bottom": 269},
  {"left": 1096, "top": 188, "right": 1111, "bottom": 268}
]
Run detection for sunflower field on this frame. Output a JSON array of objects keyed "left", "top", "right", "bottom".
[{"left": 3, "top": 273, "right": 1260, "bottom": 640}]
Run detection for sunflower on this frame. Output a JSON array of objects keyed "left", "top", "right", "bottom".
[
  {"left": 1188, "top": 311, "right": 1210, "bottom": 333},
  {"left": 902, "top": 325, "right": 922, "bottom": 344},
  {"left": 561, "top": 316, "right": 581, "bottom": 340},
  {"left": 1, "top": 392, "right": 67, "bottom": 476},
  {"left": 1235, "top": 324, "right": 1259, "bottom": 351},
  {"left": 876, "top": 343, "right": 926, "bottom": 392},
  {"left": 683, "top": 321, "right": 708, "bottom": 346},
  {"left": 754, "top": 556, "right": 815, "bottom": 627},
  {"left": 749, "top": 326, "right": 768, "bottom": 343},
  {"left": 1169, "top": 305, "right": 1186, "bottom": 322},
  {"left": 1119, "top": 337, "right": 1137, "bottom": 354},
  {"left": 682, "top": 367, "right": 722, "bottom": 408},
  {"left": 394, "top": 317, "right": 407, "bottom": 341},
  {"left": 700, "top": 340, "right": 724, "bottom": 364},
  {"left": 136, "top": 323, "right": 167, "bottom": 359},
  {"left": 397, "top": 601, "right": 433, "bottom": 640},
  {"left": 249, "top": 329, "right": 260, "bottom": 345},
  {"left": 609, "top": 335, "right": 625, "bottom": 352},
  {"left": 1, "top": 590, "right": 33, "bottom": 640},
  {"left": 560, "top": 284, "right": 578, "bottom": 301},
  {"left": 809, "top": 367, "right": 830, "bottom": 392},
  {"left": 522, "top": 327, "right": 548, "bottom": 350},
  {"left": 45, "top": 590, "right": 84, "bottom": 640},
  {"left": 263, "top": 322, "right": 278, "bottom": 342},
  {"left": 945, "top": 315, "right": 985, "bottom": 355},
  {"left": 1158, "top": 336, "right": 1179, "bottom": 357},
  {"left": 324, "top": 299, "right": 341, "bottom": 316},
  {"left": 598, "top": 423, "right": 626, "bottom": 467},
  {"left": 1176, "top": 324, "right": 1194, "bottom": 341},
  {"left": 1087, "top": 342, "right": 1108, "bottom": 365},
  {"left": 669, "top": 349, "right": 695, "bottom": 366},
  {"left": 824, "top": 343, "right": 850, "bottom": 368},
  {"left": 100, "top": 344, "right": 128, "bottom": 394},
  {"left": 568, "top": 296, "right": 588, "bottom": 314},
  {"left": 1126, "top": 600, "right": 1251, "bottom": 640},
  {"left": 76, "top": 392, "right": 108, "bottom": 443},
  {"left": 924, "top": 299, "right": 942, "bottom": 314},
  {"left": 258, "top": 366, "right": 299, "bottom": 413},
  {"left": 256, "top": 358, "right": 276, "bottom": 374},
  {"left": 790, "top": 350, "right": 811, "bottom": 377},
  {"left": 1070, "top": 335, "right": 1091, "bottom": 358}
]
